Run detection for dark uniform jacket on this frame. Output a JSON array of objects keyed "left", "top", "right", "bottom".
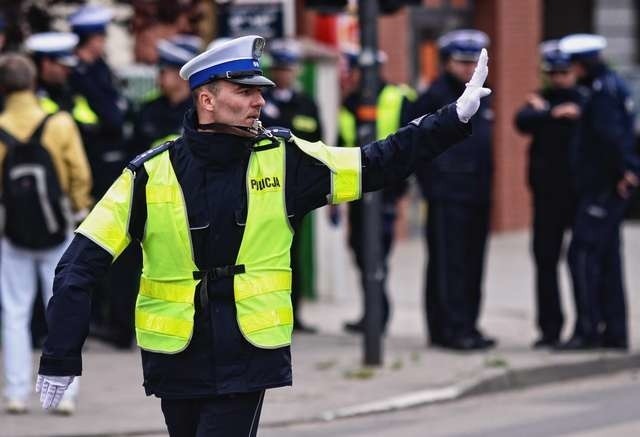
[
  {"left": 130, "top": 94, "right": 191, "bottom": 157},
  {"left": 40, "top": 104, "right": 469, "bottom": 398},
  {"left": 70, "top": 57, "right": 128, "bottom": 197},
  {"left": 571, "top": 63, "right": 640, "bottom": 193},
  {"left": 515, "top": 86, "right": 586, "bottom": 192},
  {"left": 260, "top": 88, "right": 322, "bottom": 142},
  {"left": 408, "top": 72, "right": 493, "bottom": 205}
]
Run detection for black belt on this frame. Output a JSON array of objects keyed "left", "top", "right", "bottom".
[{"left": 193, "top": 265, "right": 246, "bottom": 312}]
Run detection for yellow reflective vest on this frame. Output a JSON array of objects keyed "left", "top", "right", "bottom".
[
  {"left": 40, "top": 95, "right": 99, "bottom": 126},
  {"left": 339, "top": 83, "right": 416, "bottom": 147},
  {"left": 77, "top": 132, "right": 361, "bottom": 353}
]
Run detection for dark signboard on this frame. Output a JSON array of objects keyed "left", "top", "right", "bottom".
[{"left": 218, "top": 3, "right": 285, "bottom": 39}]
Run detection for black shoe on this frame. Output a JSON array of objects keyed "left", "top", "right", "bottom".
[
  {"left": 293, "top": 320, "right": 317, "bottom": 334},
  {"left": 439, "top": 335, "right": 486, "bottom": 351},
  {"left": 473, "top": 332, "right": 497, "bottom": 349},
  {"left": 555, "top": 336, "right": 600, "bottom": 351},
  {"left": 343, "top": 319, "right": 364, "bottom": 334},
  {"left": 601, "top": 338, "right": 629, "bottom": 351},
  {"left": 532, "top": 337, "right": 559, "bottom": 349},
  {"left": 343, "top": 319, "right": 387, "bottom": 334}
]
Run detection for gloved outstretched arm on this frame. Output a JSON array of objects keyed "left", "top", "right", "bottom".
[
  {"left": 455, "top": 48, "right": 492, "bottom": 123},
  {"left": 36, "top": 375, "right": 75, "bottom": 409}
]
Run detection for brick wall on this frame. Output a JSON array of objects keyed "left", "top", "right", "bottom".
[{"left": 475, "top": 0, "right": 541, "bottom": 231}]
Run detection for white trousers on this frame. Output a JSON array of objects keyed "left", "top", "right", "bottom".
[{"left": 1, "top": 237, "right": 79, "bottom": 402}]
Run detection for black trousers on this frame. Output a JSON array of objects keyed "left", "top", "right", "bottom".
[
  {"left": 425, "top": 201, "right": 489, "bottom": 343},
  {"left": 531, "top": 187, "right": 575, "bottom": 341},
  {"left": 568, "top": 189, "right": 630, "bottom": 342},
  {"left": 161, "top": 391, "right": 265, "bottom": 437}
]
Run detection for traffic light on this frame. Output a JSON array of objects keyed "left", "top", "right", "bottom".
[{"left": 305, "top": 0, "right": 348, "bottom": 13}]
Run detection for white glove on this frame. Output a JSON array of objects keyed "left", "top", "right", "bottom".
[
  {"left": 36, "top": 374, "right": 75, "bottom": 409},
  {"left": 455, "top": 48, "right": 492, "bottom": 123}
]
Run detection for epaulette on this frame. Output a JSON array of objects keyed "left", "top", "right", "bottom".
[
  {"left": 127, "top": 139, "right": 177, "bottom": 171},
  {"left": 266, "top": 126, "right": 293, "bottom": 142}
]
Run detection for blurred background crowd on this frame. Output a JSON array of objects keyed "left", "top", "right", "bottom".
[{"left": 0, "top": 0, "right": 639, "bottom": 416}]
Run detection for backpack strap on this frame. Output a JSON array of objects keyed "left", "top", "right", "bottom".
[
  {"left": 0, "top": 126, "right": 22, "bottom": 150},
  {"left": 26, "top": 114, "right": 53, "bottom": 145},
  {"left": 0, "top": 114, "right": 53, "bottom": 150}
]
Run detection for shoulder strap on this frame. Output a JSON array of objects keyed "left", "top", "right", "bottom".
[
  {"left": 27, "top": 114, "right": 53, "bottom": 145},
  {"left": 0, "top": 126, "right": 21, "bottom": 150},
  {"left": 127, "top": 139, "right": 177, "bottom": 171}
]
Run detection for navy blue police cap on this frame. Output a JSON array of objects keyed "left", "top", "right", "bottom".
[
  {"left": 24, "top": 32, "right": 79, "bottom": 67},
  {"left": 540, "top": 40, "right": 571, "bottom": 72},
  {"left": 157, "top": 34, "right": 202, "bottom": 69},
  {"left": 341, "top": 45, "right": 387, "bottom": 70},
  {"left": 68, "top": 5, "right": 112, "bottom": 37},
  {"left": 0, "top": 14, "right": 5, "bottom": 33},
  {"left": 180, "top": 35, "right": 275, "bottom": 90},
  {"left": 438, "top": 29, "right": 489, "bottom": 62},
  {"left": 269, "top": 39, "right": 301, "bottom": 68},
  {"left": 558, "top": 33, "right": 607, "bottom": 61}
]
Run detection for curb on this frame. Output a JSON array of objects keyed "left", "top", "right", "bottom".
[{"left": 262, "top": 351, "right": 640, "bottom": 428}]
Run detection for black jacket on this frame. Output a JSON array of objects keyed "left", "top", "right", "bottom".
[
  {"left": 515, "top": 86, "right": 586, "bottom": 192},
  {"left": 571, "top": 63, "right": 640, "bottom": 193},
  {"left": 408, "top": 72, "right": 493, "bottom": 205},
  {"left": 39, "top": 104, "right": 469, "bottom": 398}
]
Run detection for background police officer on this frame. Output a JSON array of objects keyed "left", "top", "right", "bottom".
[
  {"left": 557, "top": 34, "right": 640, "bottom": 351},
  {"left": 261, "top": 38, "right": 323, "bottom": 333},
  {"left": 514, "top": 41, "right": 584, "bottom": 348},
  {"left": 408, "top": 29, "right": 495, "bottom": 350},
  {"left": 338, "top": 47, "right": 416, "bottom": 334},
  {"left": 36, "top": 35, "right": 489, "bottom": 435},
  {"left": 130, "top": 34, "right": 200, "bottom": 156},
  {"left": 68, "top": 4, "right": 128, "bottom": 199}
]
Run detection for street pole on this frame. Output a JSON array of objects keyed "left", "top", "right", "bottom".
[{"left": 357, "top": 0, "right": 383, "bottom": 366}]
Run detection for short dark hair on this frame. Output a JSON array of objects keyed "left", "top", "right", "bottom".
[
  {"left": 0, "top": 53, "right": 36, "bottom": 93},
  {"left": 191, "top": 80, "right": 220, "bottom": 102}
]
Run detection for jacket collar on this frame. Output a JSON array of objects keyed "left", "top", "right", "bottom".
[{"left": 182, "top": 108, "right": 255, "bottom": 167}]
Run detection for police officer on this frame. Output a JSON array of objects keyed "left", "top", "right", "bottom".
[
  {"left": 36, "top": 36, "right": 489, "bottom": 435},
  {"left": 556, "top": 34, "right": 640, "bottom": 350},
  {"left": 68, "top": 4, "right": 128, "bottom": 198},
  {"left": 130, "top": 34, "right": 201, "bottom": 156},
  {"left": 514, "top": 41, "right": 584, "bottom": 348},
  {"left": 261, "top": 39, "right": 323, "bottom": 333},
  {"left": 339, "top": 47, "right": 416, "bottom": 334},
  {"left": 408, "top": 29, "right": 495, "bottom": 350}
]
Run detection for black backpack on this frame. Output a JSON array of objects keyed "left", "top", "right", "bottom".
[{"left": 0, "top": 115, "right": 70, "bottom": 249}]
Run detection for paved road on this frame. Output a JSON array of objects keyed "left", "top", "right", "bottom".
[{"left": 261, "top": 371, "right": 640, "bottom": 437}]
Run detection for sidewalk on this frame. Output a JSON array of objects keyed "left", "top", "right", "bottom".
[{"left": 3, "top": 226, "right": 640, "bottom": 437}]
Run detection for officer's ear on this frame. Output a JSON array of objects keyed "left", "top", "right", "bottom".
[{"left": 194, "top": 82, "right": 220, "bottom": 112}]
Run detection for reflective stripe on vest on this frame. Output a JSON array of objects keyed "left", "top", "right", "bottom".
[
  {"left": 291, "top": 134, "right": 361, "bottom": 204},
  {"left": 339, "top": 84, "right": 416, "bottom": 147},
  {"left": 40, "top": 95, "right": 99, "bottom": 125}
]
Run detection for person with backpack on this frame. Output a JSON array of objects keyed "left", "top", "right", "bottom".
[{"left": 0, "top": 53, "right": 91, "bottom": 415}]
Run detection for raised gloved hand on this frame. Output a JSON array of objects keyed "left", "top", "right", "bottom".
[
  {"left": 36, "top": 374, "right": 75, "bottom": 409},
  {"left": 455, "top": 48, "right": 492, "bottom": 123}
]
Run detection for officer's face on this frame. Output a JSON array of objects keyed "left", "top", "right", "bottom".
[
  {"left": 158, "top": 67, "right": 186, "bottom": 95},
  {"left": 547, "top": 69, "right": 576, "bottom": 89},
  {"left": 41, "top": 58, "right": 71, "bottom": 85},
  {"left": 208, "top": 81, "right": 266, "bottom": 127},
  {"left": 269, "top": 66, "right": 298, "bottom": 90},
  {"left": 446, "top": 58, "right": 477, "bottom": 83}
]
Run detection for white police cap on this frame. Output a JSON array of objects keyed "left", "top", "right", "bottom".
[
  {"left": 24, "top": 32, "right": 79, "bottom": 67},
  {"left": 180, "top": 35, "right": 275, "bottom": 90},
  {"left": 438, "top": 29, "right": 489, "bottom": 61},
  {"left": 558, "top": 34, "right": 606, "bottom": 59},
  {"left": 206, "top": 37, "right": 232, "bottom": 52},
  {"left": 157, "top": 34, "right": 202, "bottom": 68},
  {"left": 68, "top": 5, "right": 112, "bottom": 35},
  {"left": 269, "top": 39, "right": 302, "bottom": 67}
]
